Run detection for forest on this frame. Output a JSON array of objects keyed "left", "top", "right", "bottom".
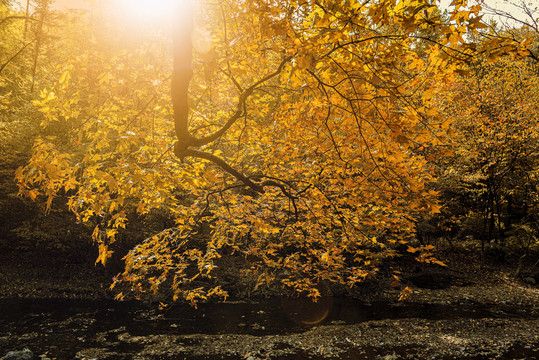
[{"left": 0, "top": 0, "right": 538, "bottom": 359}]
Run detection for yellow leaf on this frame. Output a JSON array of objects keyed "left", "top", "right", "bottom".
[
  {"left": 422, "top": 88, "right": 435, "bottom": 102},
  {"left": 45, "top": 196, "right": 53, "bottom": 213},
  {"left": 107, "top": 175, "right": 118, "bottom": 192},
  {"left": 136, "top": 202, "right": 146, "bottom": 214},
  {"left": 433, "top": 260, "right": 447, "bottom": 267},
  {"left": 64, "top": 177, "right": 79, "bottom": 192},
  {"left": 321, "top": 252, "right": 329, "bottom": 263},
  {"left": 28, "top": 190, "right": 38, "bottom": 201},
  {"left": 106, "top": 228, "right": 117, "bottom": 240},
  {"left": 95, "top": 243, "right": 114, "bottom": 266},
  {"left": 398, "top": 286, "right": 413, "bottom": 301},
  {"left": 204, "top": 170, "right": 219, "bottom": 183},
  {"left": 59, "top": 70, "right": 70, "bottom": 85},
  {"left": 297, "top": 54, "right": 314, "bottom": 70},
  {"left": 407, "top": 246, "right": 419, "bottom": 253}
]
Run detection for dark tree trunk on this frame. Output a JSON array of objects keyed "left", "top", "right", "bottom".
[{"left": 171, "top": 5, "right": 194, "bottom": 154}]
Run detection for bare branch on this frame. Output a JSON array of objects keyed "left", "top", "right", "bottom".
[
  {"left": 0, "top": 15, "right": 36, "bottom": 28},
  {"left": 0, "top": 40, "right": 35, "bottom": 75}
]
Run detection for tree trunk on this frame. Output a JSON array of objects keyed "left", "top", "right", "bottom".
[
  {"left": 23, "top": 0, "right": 30, "bottom": 41},
  {"left": 171, "top": 3, "right": 194, "bottom": 153},
  {"left": 30, "top": 1, "right": 47, "bottom": 93}
]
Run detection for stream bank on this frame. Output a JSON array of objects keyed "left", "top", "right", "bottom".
[
  {"left": 1, "top": 249, "right": 538, "bottom": 359},
  {"left": 0, "top": 296, "right": 538, "bottom": 359}
]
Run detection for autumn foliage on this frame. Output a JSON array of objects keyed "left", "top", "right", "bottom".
[
  {"left": 432, "top": 31, "right": 539, "bottom": 257},
  {"left": 4, "top": 0, "right": 537, "bottom": 304}
]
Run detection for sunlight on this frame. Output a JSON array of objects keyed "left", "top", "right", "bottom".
[{"left": 116, "top": 0, "right": 191, "bottom": 24}]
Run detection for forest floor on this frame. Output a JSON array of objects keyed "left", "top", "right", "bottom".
[{"left": 0, "top": 248, "right": 538, "bottom": 359}]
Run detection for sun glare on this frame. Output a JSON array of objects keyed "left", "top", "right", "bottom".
[{"left": 117, "top": 0, "right": 188, "bottom": 23}]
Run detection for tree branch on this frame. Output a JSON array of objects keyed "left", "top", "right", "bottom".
[
  {"left": 175, "top": 147, "right": 303, "bottom": 199},
  {"left": 179, "top": 148, "right": 264, "bottom": 193},
  {"left": 188, "top": 56, "right": 292, "bottom": 147},
  {"left": 170, "top": 6, "right": 294, "bottom": 196},
  {"left": 0, "top": 40, "right": 35, "bottom": 75},
  {"left": 0, "top": 15, "right": 36, "bottom": 28}
]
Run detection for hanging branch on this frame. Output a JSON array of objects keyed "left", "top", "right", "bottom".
[
  {"left": 170, "top": 5, "right": 294, "bottom": 196},
  {"left": 0, "top": 40, "right": 35, "bottom": 75},
  {"left": 183, "top": 148, "right": 264, "bottom": 193},
  {"left": 188, "top": 57, "right": 291, "bottom": 147}
]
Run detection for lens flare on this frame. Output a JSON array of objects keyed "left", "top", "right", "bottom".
[{"left": 281, "top": 282, "right": 333, "bottom": 325}]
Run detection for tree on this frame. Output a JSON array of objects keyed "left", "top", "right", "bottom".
[
  {"left": 431, "top": 25, "right": 539, "bottom": 264},
  {"left": 15, "top": 0, "right": 498, "bottom": 304},
  {"left": 479, "top": 0, "right": 538, "bottom": 63}
]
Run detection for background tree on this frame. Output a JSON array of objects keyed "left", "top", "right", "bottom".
[
  {"left": 1, "top": 1, "right": 111, "bottom": 256},
  {"left": 430, "top": 25, "right": 539, "bottom": 265}
]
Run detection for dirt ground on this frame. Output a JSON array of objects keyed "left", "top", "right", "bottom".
[{"left": 1, "top": 249, "right": 538, "bottom": 359}]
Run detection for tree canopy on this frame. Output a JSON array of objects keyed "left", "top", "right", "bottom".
[{"left": 6, "top": 0, "right": 538, "bottom": 304}]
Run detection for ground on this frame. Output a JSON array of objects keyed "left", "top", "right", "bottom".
[{"left": 0, "top": 248, "right": 538, "bottom": 359}]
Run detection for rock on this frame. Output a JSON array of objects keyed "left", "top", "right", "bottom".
[
  {"left": 18, "top": 333, "right": 37, "bottom": 341},
  {"left": 74, "top": 348, "right": 112, "bottom": 359},
  {"left": 3, "top": 348, "right": 33, "bottom": 360}
]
